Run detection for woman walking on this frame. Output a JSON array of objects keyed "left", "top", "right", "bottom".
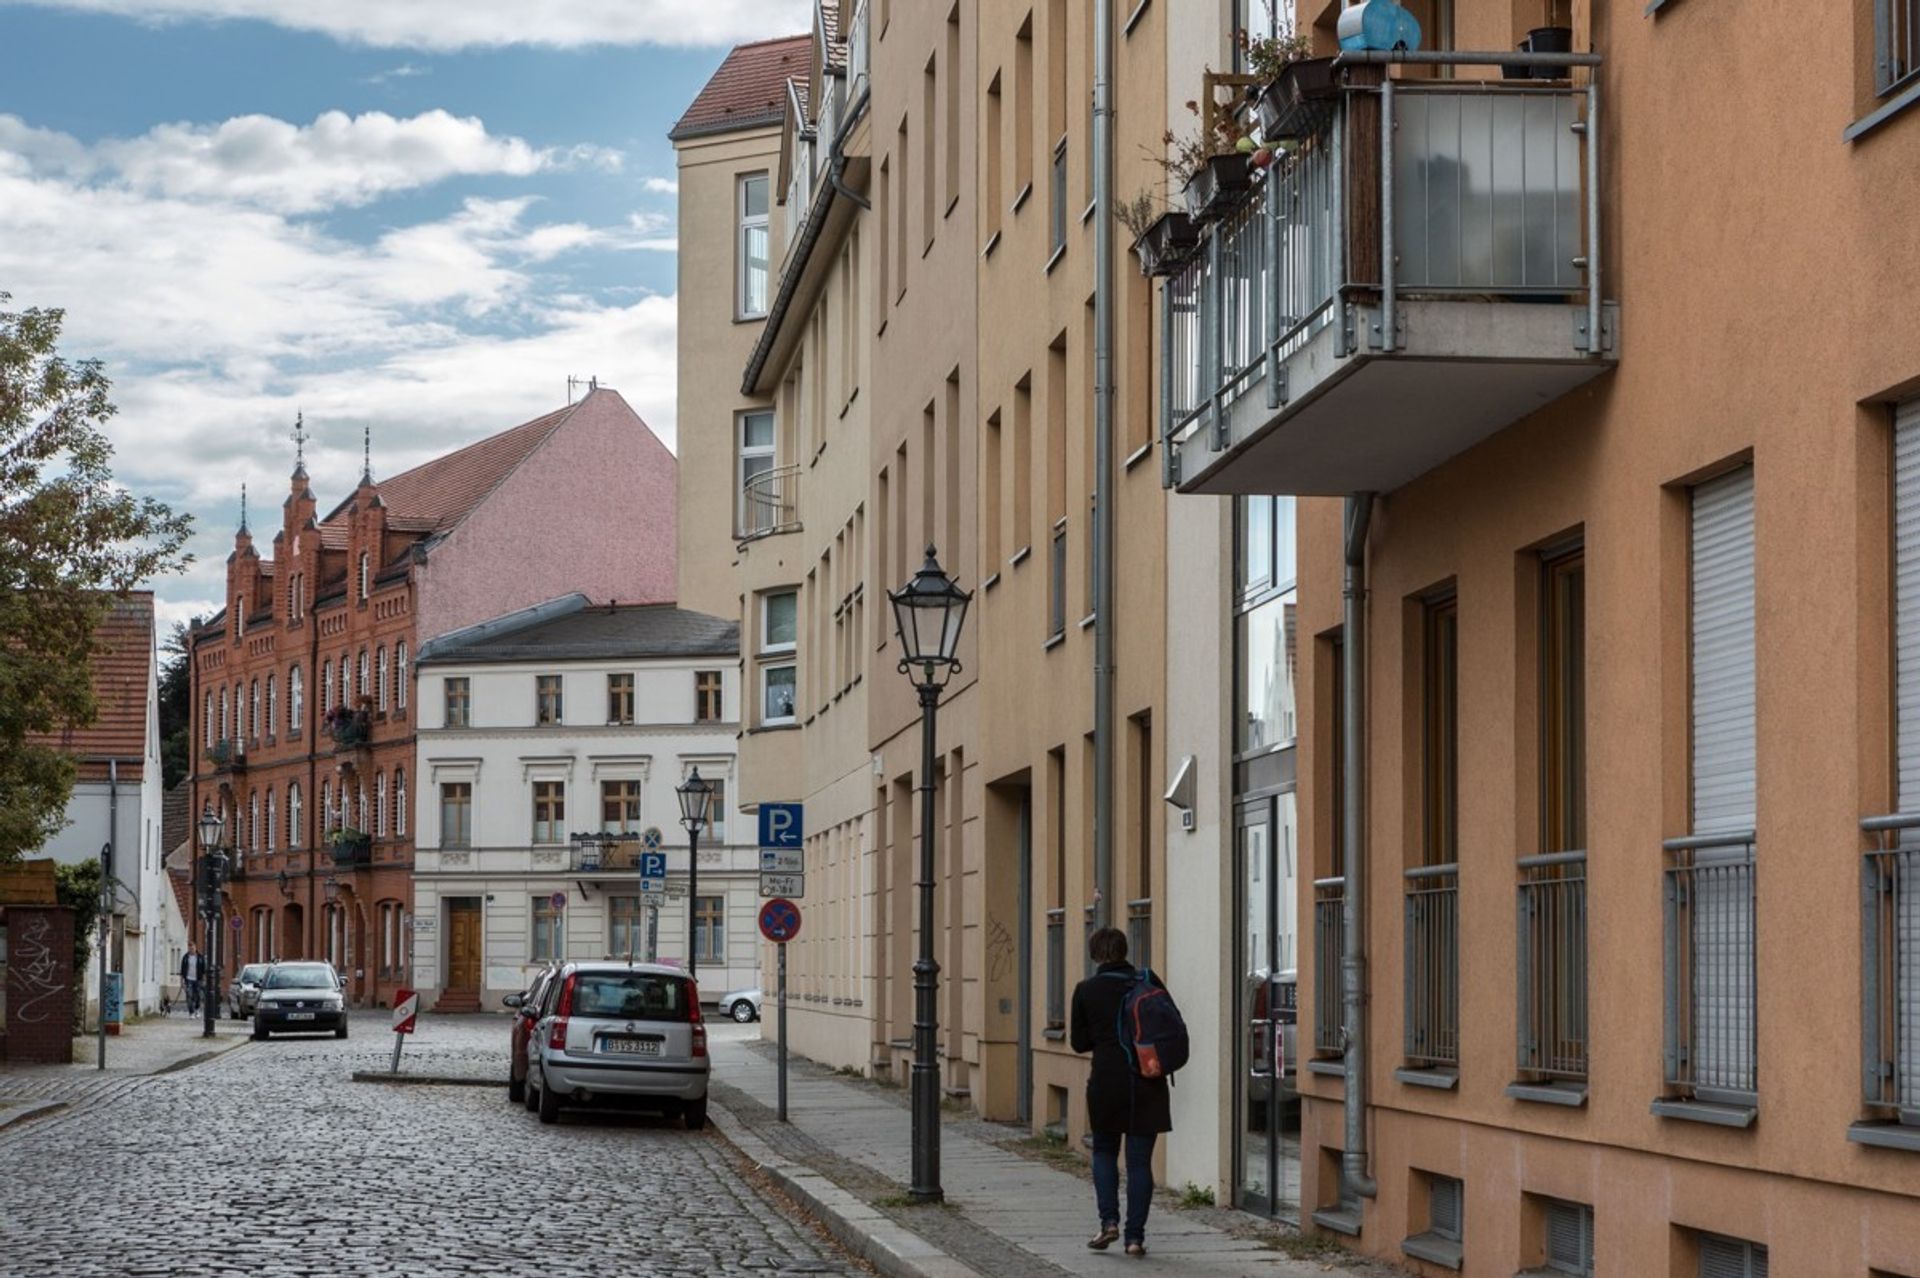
[{"left": 1069, "top": 926, "right": 1171, "bottom": 1258}]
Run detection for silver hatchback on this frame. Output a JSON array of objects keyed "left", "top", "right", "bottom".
[{"left": 524, "top": 961, "right": 709, "bottom": 1129}]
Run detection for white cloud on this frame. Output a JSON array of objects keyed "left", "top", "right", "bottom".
[
  {"left": 642, "top": 176, "right": 679, "bottom": 195},
  {"left": 7, "top": 0, "right": 813, "bottom": 49},
  {"left": 366, "top": 62, "right": 429, "bottom": 84},
  {"left": 0, "top": 110, "right": 615, "bottom": 214}
]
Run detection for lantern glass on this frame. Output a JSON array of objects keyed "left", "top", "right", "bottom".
[
  {"left": 677, "top": 768, "right": 713, "bottom": 831},
  {"left": 888, "top": 545, "right": 971, "bottom": 681},
  {"left": 197, "top": 802, "right": 224, "bottom": 851}
]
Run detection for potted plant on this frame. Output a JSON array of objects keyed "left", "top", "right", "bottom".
[
  {"left": 1159, "top": 98, "right": 1254, "bottom": 225},
  {"left": 329, "top": 826, "right": 371, "bottom": 863},
  {"left": 1506, "top": 1, "right": 1572, "bottom": 79},
  {"left": 1116, "top": 190, "right": 1199, "bottom": 278},
  {"left": 1240, "top": 28, "right": 1336, "bottom": 139},
  {"left": 324, "top": 703, "right": 371, "bottom": 748}
]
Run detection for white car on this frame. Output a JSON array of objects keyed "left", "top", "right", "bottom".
[
  {"left": 719, "top": 987, "right": 763, "bottom": 1023},
  {"left": 525, "top": 961, "right": 710, "bottom": 1129}
]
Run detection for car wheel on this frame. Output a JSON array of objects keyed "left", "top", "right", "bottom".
[
  {"left": 683, "top": 1096, "right": 708, "bottom": 1131},
  {"left": 251, "top": 1023, "right": 267, "bottom": 1041},
  {"left": 523, "top": 1076, "right": 540, "bottom": 1113},
  {"left": 508, "top": 1076, "right": 525, "bottom": 1104},
  {"left": 335, "top": 1022, "right": 349, "bottom": 1040},
  {"left": 537, "top": 1076, "right": 562, "bottom": 1125},
  {"left": 730, "top": 1000, "right": 755, "bottom": 1024}
]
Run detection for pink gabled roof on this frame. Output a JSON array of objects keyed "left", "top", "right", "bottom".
[{"left": 670, "top": 34, "right": 812, "bottom": 140}]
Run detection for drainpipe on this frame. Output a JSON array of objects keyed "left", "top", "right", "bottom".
[
  {"left": 1341, "top": 493, "right": 1377, "bottom": 1203},
  {"left": 1091, "top": 0, "right": 1115, "bottom": 931},
  {"left": 100, "top": 758, "right": 117, "bottom": 1069},
  {"left": 827, "top": 79, "right": 872, "bottom": 212}
]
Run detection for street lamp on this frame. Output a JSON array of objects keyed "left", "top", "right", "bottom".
[
  {"left": 887, "top": 544, "right": 971, "bottom": 1205},
  {"left": 195, "top": 802, "right": 228, "bottom": 1039},
  {"left": 676, "top": 769, "right": 713, "bottom": 980}
]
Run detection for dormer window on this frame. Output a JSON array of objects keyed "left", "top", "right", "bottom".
[{"left": 359, "top": 552, "right": 370, "bottom": 600}]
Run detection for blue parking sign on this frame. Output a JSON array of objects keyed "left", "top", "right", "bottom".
[
  {"left": 758, "top": 803, "right": 803, "bottom": 849},
  {"left": 639, "top": 851, "right": 667, "bottom": 880}
]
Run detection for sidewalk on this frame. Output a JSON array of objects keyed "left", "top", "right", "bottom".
[
  {"left": 708, "top": 1037, "right": 1399, "bottom": 1278},
  {"left": 0, "top": 1010, "right": 250, "bottom": 1126}
]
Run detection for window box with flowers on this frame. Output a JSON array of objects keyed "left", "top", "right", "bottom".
[
  {"left": 1116, "top": 192, "right": 1199, "bottom": 278},
  {"left": 329, "top": 827, "right": 372, "bottom": 865},
  {"left": 325, "top": 704, "right": 372, "bottom": 748}
]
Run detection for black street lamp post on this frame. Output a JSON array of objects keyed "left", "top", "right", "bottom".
[
  {"left": 195, "top": 803, "right": 228, "bottom": 1039},
  {"left": 888, "top": 545, "right": 971, "bottom": 1205},
  {"left": 676, "top": 769, "right": 714, "bottom": 982}
]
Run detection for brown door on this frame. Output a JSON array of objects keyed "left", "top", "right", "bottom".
[{"left": 447, "top": 900, "right": 482, "bottom": 992}]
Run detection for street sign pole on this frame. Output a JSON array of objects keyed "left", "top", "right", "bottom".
[
  {"left": 390, "top": 988, "right": 418, "bottom": 1074},
  {"left": 758, "top": 897, "right": 802, "bottom": 1125},
  {"left": 777, "top": 940, "right": 789, "bottom": 1123}
]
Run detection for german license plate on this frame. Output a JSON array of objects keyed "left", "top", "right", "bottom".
[
  {"left": 288, "top": 1012, "right": 316, "bottom": 1021},
  {"left": 602, "top": 1037, "right": 660, "bottom": 1056}
]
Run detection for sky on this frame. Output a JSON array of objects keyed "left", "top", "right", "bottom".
[{"left": 0, "top": 0, "right": 812, "bottom": 633}]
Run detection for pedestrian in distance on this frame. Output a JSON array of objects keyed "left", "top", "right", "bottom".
[
  {"left": 1069, "top": 926, "right": 1188, "bottom": 1259},
  {"left": 180, "top": 946, "right": 202, "bottom": 1014}
]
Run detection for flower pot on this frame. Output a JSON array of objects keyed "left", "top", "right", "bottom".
[
  {"left": 1131, "top": 211, "right": 1200, "bottom": 277},
  {"left": 1254, "top": 58, "right": 1340, "bottom": 140},
  {"left": 1182, "top": 153, "right": 1252, "bottom": 225},
  {"left": 1525, "top": 26, "right": 1572, "bottom": 79}
]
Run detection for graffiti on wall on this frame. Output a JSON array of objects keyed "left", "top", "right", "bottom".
[{"left": 11, "top": 913, "right": 65, "bottom": 1023}]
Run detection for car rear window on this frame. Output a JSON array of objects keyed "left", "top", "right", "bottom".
[{"left": 570, "top": 972, "right": 691, "bottom": 1022}]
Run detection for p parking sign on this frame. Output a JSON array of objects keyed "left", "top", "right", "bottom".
[{"left": 758, "top": 803, "right": 803, "bottom": 849}]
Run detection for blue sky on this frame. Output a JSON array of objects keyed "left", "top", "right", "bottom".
[{"left": 0, "top": 0, "right": 810, "bottom": 629}]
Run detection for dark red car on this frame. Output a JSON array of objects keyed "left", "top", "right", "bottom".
[{"left": 504, "top": 967, "right": 557, "bottom": 1104}]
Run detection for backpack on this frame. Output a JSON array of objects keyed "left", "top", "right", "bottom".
[{"left": 1110, "top": 968, "right": 1190, "bottom": 1080}]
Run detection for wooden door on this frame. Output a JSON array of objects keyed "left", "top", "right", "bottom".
[{"left": 447, "top": 900, "right": 482, "bottom": 991}]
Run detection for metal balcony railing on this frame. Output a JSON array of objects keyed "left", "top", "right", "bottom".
[
  {"left": 1405, "top": 863, "right": 1459, "bottom": 1070},
  {"left": 206, "top": 738, "right": 247, "bottom": 771},
  {"left": 740, "top": 464, "right": 801, "bottom": 540},
  {"left": 1045, "top": 907, "right": 1066, "bottom": 1028},
  {"left": 847, "top": 0, "right": 870, "bottom": 104},
  {"left": 1160, "top": 56, "right": 1603, "bottom": 489},
  {"left": 1127, "top": 898, "right": 1152, "bottom": 973},
  {"left": 1313, "top": 876, "right": 1346, "bottom": 1057},
  {"left": 1862, "top": 815, "right": 1920, "bottom": 1122},
  {"left": 1661, "top": 832, "right": 1758, "bottom": 1101},
  {"left": 1517, "top": 851, "right": 1588, "bottom": 1081}
]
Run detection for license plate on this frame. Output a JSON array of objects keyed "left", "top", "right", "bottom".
[
  {"left": 288, "top": 1012, "right": 316, "bottom": 1021},
  {"left": 602, "top": 1037, "right": 660, "bottom": 1056}
]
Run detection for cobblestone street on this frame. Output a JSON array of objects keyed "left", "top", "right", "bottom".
[{"left": 0, "top": 1016, "right": 858, "bottom": 1277}]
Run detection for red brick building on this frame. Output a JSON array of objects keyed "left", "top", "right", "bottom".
[{"left": 190, "top": 389, "right": 677, "bottom": 1008}]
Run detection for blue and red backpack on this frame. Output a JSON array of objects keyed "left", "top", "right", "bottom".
[{"left": 1109, "top": 968, "right": 1190, "bottom": 1080}]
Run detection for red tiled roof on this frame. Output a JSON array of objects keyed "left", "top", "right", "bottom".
[
  {"left": 670, "top": 34, "right": 812, "bottom": 141},
  {"left": 35, "top": 593, "right": 154, "bottom": 782},
  {"left": 319, "top": 402, "right": 578, "bottom": 545}
]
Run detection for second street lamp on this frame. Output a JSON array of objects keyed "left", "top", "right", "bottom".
[
  {"left": 195, "top": 802, "right": 228, "bottom": 1039},
  {"left": 888, "top": 544, "right": 971, "bottom": 1205},
  {"left": 676, "top": 768, "right": 714, "bottom": 982}
]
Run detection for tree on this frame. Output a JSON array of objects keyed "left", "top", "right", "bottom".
[
  {"left": 0, "top": 294, "right": 192, "bottom": 863},
  {"left": 159, "top": 620, "right": 199, "bottom": 789}
]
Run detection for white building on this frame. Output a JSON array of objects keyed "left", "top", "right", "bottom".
[{"left": 411, "top": 595, "right": 756, "bottom": 1012}]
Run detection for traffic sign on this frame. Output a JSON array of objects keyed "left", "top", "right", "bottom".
[
  {"left": 229, "top": 915, "right": 242, "bottom": 930},
  {"left": 760, "top": 846, "right": 804, "bottom": 874},
  {"left": 392, "top": 989, "right": 418, "bottom": 1034},
  {"left": 642, "top": 826, "right": 664, "bottom": 852},
  {"left": 759, "top": 803, "right": 803, "bottom": 849},
  {"left": 759, "top": 872, "right": 805, "bottom": 899},
  {"left": 640, "top": 851, "right": 667, "bottom": 879},
  {"left": 759, "top": 897, "right": 802, "bottom": 943},
  {"left": 549, "top": 891, "right": 566, "bottom": 909}
]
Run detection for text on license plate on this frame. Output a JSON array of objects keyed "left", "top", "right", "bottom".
[
  {"left": 288, "top": 1012, "right": 316, "bottom": 1020},
  {"left": 601, "top": 1037, "right": 660, "bottom": 1056}
]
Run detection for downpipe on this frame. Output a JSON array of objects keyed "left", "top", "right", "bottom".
[
  {"left": 1341, "top": 493, "right": 1377, "bottom": 1203},
  {"left": 1090, "top": 0, "right": 1116, "bottom": 928}
]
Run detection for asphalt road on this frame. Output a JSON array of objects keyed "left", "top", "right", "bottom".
[{"left": 0, "top": 1015, "right": 852, "bottom": 1277}]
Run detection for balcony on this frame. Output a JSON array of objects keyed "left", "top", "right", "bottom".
[
  {"left": 1401, "top": 862, "right": 1458, "bottom": 1084},
  {"left": 740, "top": 464, "right": 801, "bottom": 541},
  {"left": 1512, "top": 851, "right": 1588, "bottom": 1102},
  {"left": 206, "top": 738, "right": 247, "bottom": 773},
  {"left": 1656, "top": 832, "right": 1757, "bottom": 1126},
  {"left": 328, "top": 830, "right": 372, "bottom": 867},
  {"left": 325, "top": 707, "right": 371, "bottom": 750},
  {"left": 1856, "top": 820, "right": 1920, "bottom": 1149},
  {"left": 1161, "top": 54, "right": 1615, "bottom": 497}
]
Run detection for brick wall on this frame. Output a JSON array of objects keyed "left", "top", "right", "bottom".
[{"left": 2, "top": 905, "right": 76, "bottom": 1065}]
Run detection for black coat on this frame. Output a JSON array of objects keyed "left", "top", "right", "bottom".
[{"left": 1069, "top": 961, "right": 1172, "bottom": 1135}]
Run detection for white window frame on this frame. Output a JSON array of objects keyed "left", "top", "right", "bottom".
[
  {"left": 737, "top": 171, "right": 771, "bottom": 320},
  {"left": 289, "top": 665, "right": 303, "bottom": 732},
  {"left": 288, "top": 782, "right": 302, "bottom": 848},
  {"left": 377, "top": 645, "right": 388, "bottom": 711},
  {"left": 737, "top": 409, "right": 777, "bottom": 536},
  {"left": 396, "top": 641, "right": 409, "bottom": 709},
  {"left": 761, "top": 588, "right": 798, "bottom": 655},
  {"left": 762, "top": 662, "right": 798, "bottom": 727},
  {"left": 395, "top": 768, "right": 407, "bottom": 838}
]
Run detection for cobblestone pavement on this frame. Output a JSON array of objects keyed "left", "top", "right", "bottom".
[{"left": 0, "top": 1016, "right": 861, "bottom": 1278}]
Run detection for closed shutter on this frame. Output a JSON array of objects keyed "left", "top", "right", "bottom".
[
  {"left": 1544, "top": 1200, "right": 1594, "bottom": 1275},
  {"left": 1428, "top": 1176, "right": 1462, "bottom": 1242},
  {"left": 1698, "top": 1234, "right": 1767, "bottom": 1278},
  {"left": 1893, "top": 400, "right": 1920, "bottom": 1109},
  {"left": 1689, "top": 466, "right": 1758, "bottom": 1096}
]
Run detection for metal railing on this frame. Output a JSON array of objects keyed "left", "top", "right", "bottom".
[
  {"left": 1045, "top": 907, "right": 1066, "bottom": 1028},
  {"left": 1127, "top": 898, "right": 1152, "bottom": 973},
  {"left": 1662, "top": 832, "right": 1758, "bottom": 1101},
  {"left": 847, "top": 0, "right": 870, "bottom": 104},
  {"left": 1313, "top": 876, "right": 1346, "bottom": 1057},
  {"left": 1862, "top": 814, "right": 1920, "bottom": 1120},
  {"left": 1404, "top": 863, "right": 1459, "bottom": 1069},
  {"left": 740, "top": 464, "right": 801, "bottom": 540},
  {"left": 1160, "top": 56, "right": 1602, "bottom": 467},
  {"left": 1517, "top": 851, "right": 1588, "bottom": 1081}
]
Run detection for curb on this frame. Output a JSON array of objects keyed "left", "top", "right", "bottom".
[
  {"left": 708, "top": 1099, "right": 986, "bottom": 1278},
  {"left": 348, "top": 1072, "right": 498, "bottom": 1087},
  {"left": 0, "top": 1101, "right": 68, "bottom": 1132},
  {"left": 153, "top": 1042, "right": 249, "bottom": 1075}
]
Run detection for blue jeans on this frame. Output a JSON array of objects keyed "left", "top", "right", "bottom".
[{"left": 1091, "top": 1131, "right": 1156, "bottom": 1242}]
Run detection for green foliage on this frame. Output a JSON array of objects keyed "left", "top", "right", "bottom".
[
  {"left": 54, "top": 858, "right": 102, "bottom": 977},
  {"left": 1177, "top": 1182, "right": 1217, "bottom": 1208},
  {"left": 0, "top": 294, "right": 192, "bottom": 862},
  {"left": 158, "top": 621, "right": 197, "bottom": 789}
]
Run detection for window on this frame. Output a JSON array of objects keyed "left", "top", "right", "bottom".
[
  {"left": 1048, "top": 522, "right": 1067, "bottom": 639},
  {"left": 249, "top": 679, "right": 259, "bottom": 741},
  {"left": 984, "top": 72, "right": 1004, "bottom": 245},
  {"left": 203, "top": 691, "right": 212, "bottom": 748},
  {"left": 737, "top": 410, "right": 776, "bottom": 535},
  {"left": 1014, "top": 12, "right": 1034, "bottom": 197},
  {"left": 695, "top": 670, "right": 724, "bottom": 722},
  {"left": 601, "top": 780, "right": 641, "bottom": 835},
  {"left": 375, "top": 772, "right": 388, "bottom": 838},
  {"left": 607, "top": 673, "right": 634, "bottom": 725},
  {"left": 1050, "top": 138, "right": 1068, "bottom": 255},
  {"left": 1423, "top": 594, "right": 1459, "bottom": 867},
  {"left": 610, "top": 896, "right": 646, "bottom": 961},
  {"left": 763, "top": 665, "right": 797, "bottom": 725},
  {"left": 219, "top": 686, "right": 229, "bottom": 742},
  {"left": 1542, "top": 548, "right": 1586, "bottom": 851},
  {"left": 288, "top": 665, "right": 303, "bottom": 735},
  {"left": 265, "top": 675, "right": 277, "bottom": 738},
  {"left": 357, "top": 647, "right": 368, "bottom": 699},
  {"left": 320, "top": 780, "right": 333, "bottom": 836},
  {"left": 376, "top": 645, "right": 388, "bottom": 711},
  {"left": 288, "top": 782, "right": 302, "bottom": 848},
  {"left": 265, "top": 788, "right": 276, "bottom": 853},
  {"left": 357, "top": 781, "right": 367, "bottom": 832},
  {"left": 444, "top": 676, "right": 470, "bottom": 729},
  {"left": 321, "top": 660, "right": 332, "bottom": 714},
  {"left": 248, "top": 791, "right": 259, "bottom": 853},
  {"left": 707, "top": 778, "right": 727, "bottom": 843},
  {"left": 1697, "top": 1233, "right": 1767, "bottom": 1278},
  {"left": 394, "top": 768, "right": 406, "bottom": 838},
  {"left": 396, "top": 641, "right": 408, "bottom": 709},
  {"left": 1875, "top": 0, "right": 1920, "bottom": 96},
  {"left": 1236, "top": 594, "right": 1297, "bottom": 752},
  {"left": 1401, "top": 1174, "right": 1464, "bottom": 1269},
  {"left": 763, "top": 590, "right": 797, "bottom": 651},
  {"left": 532, "top": 896, "right": 563, "bottom": 962},
  {"left": 532, "top": 780, "right": 565, "bottom": 844},
  {"left": 1540, "top": 1199, "right": 1594, "bottom": 1276},
  {"left": 536, "top": 674, "right": 563, "bottom": 725},
  {"left": 440, "top": 782, "right": 472, "bottom": 848},
  {"left": 738, "top": 172, "right": 770, "bottom": 318},
  {"left": 359, "top": 551, "right": 370, "bottom": 600},
  {"left": 693, "top": 895, "right": 725, "bottom": 963}
]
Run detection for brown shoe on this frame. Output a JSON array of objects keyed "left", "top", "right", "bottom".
[
  {"left": 1087, "top": 1225, "right": 1119, "bottom": 1250},
  {"left": 1125, "top": 1241, "right": 1147, "bottom": 1258}
]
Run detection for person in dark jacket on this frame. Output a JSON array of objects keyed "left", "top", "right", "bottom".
[{"left": 1069, "top": 926, "right": 1170, "bottom": 1257}]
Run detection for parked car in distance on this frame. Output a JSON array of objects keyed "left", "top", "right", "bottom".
[
  {"left": 503, "top": 966, "right": 557, "bottom": 1104},
  {"left": 524, "top": 961, "right": 709, "bottom": 1129},
  {"left": 228, "top": 964, "right": 270, "bottom": 1019},
  {"left": 718, "top": 987, "right": 762, "bottom": 1023},
  {"left": 252, "top": 962, "right": 349, "bottom": 1040}
]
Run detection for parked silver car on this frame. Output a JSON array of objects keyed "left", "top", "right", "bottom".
[
  {"left": 718, "top": 987, "right": 762, "bottom": 1023},
  {"left": 227, "top": 963, "right": 270, "bottom": 1019},
  {"left": 524, "top": 961, "right": 708, "bottom": 1129},
  {"left": 252, "top": 962, "right": 348, "bottom": 1040}
]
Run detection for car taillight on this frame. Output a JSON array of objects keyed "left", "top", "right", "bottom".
[
  {"left": 556, "top": 972, "right": 576, "bottom": 1018},
  {"left": 687, "top": 980, "right": 706, "bottom": 1056},
  {"left": 548, "top": 1017, "right": 569, "bottom": 1051},
  {"left": 692, "top": 1023, "right": 707, "bottom": 1058}
]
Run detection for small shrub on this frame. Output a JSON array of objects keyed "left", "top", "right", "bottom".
[{"left": 1177, "top": 1183, "right": 1216, "bottom": 1209}]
